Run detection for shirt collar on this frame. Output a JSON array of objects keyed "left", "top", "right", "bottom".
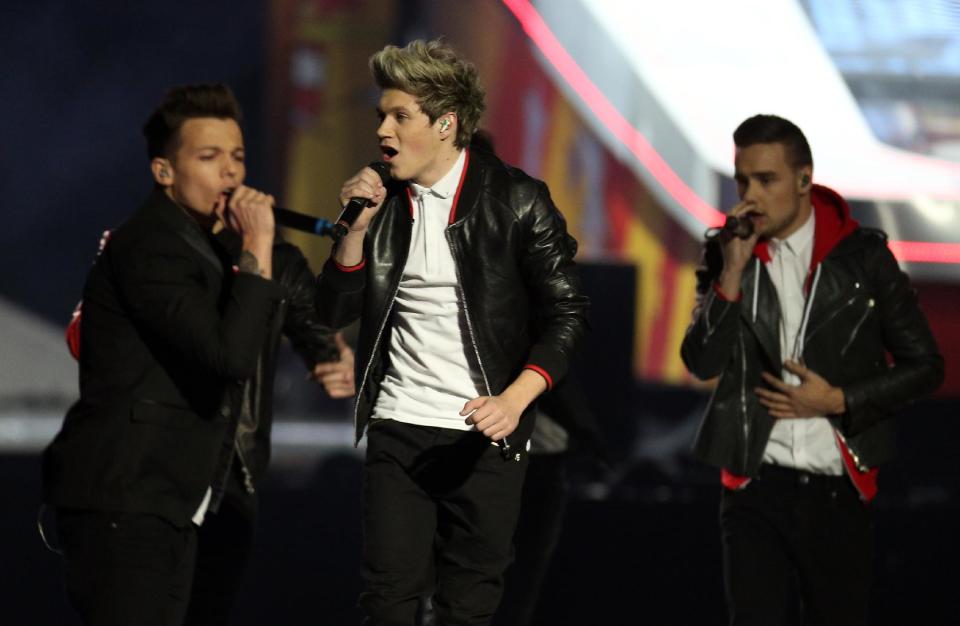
[{"left": 409, "top": 149, "right": 466, "bottom": 200}]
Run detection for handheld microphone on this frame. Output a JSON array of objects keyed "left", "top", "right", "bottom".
[
  {"left": 331, "top": 162, "right": 392, "bottom": 241},
  {"left": 275, "top": 207, "right": 335, "bottom": 237},
  {"left": 722, "top": 215, "right": 755, "bottom": 239},
  {"left": 222, "top": 189, "right": 337, "bottom": 238},
  {"left": 705, "top": 214, "right": 755, "bottom": 241}
]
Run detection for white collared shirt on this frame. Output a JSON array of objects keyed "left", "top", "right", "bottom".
[
  {"left": 372, "top": 150, "right": 486, "bottom": 430},
  {"left": 761, "top": 211, "right": 844, "bottom": 475}
]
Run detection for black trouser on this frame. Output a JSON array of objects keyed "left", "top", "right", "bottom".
[
  {"left": 720, "top": 464, "right": 873, "bottom": 626},
  {"left": 183, "top": 473, "right": 257, "bottom": 626},
  {"left": 56, "top": 508, "right": 198, "bottom": 626},
  {"left": 494, "top": 453, "right": 569, "bottom": 626},
  {"left": 360, "top": 419, "right": 528, "bottom": 626}
]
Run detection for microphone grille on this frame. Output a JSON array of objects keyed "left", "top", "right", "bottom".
[{"left": 368, "top": 161, "right": 391, "bottom": 184}]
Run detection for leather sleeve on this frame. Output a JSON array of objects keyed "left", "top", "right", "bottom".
[
  {"left": 316, "top": 252, "right": 367, "bottom": 330},
  {"left": 273, "top": 243, "right": 339, "bottom": 366},
  {"left": 841, "top": 238, "right": 944, "bottom": 435},
  {"left": 519, "top": 182, "right": 590, "bottom": 388},
  {"left": 110, "top": 229, "right": 283, "bottom": 380},
  {"left": 680, "top": 240, "right": 741, "bottom": 380}
]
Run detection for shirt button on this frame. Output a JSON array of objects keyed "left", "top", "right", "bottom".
[{"left": 798, "top": 474, "right": 810, "bottom": 485}]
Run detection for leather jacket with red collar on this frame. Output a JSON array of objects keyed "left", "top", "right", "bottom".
[
  {"left": 681, "top": 185, "right": 943, "bottom": 485},
  {"left": 318, "top": 148, "right": 590, "bottom": 447}
]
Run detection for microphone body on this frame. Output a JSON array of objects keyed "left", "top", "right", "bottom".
[
  {"left": 332, "top": 161, "right": 392, "bottom": 241},
  {"left": 723, "top": 215, "right": 755, "bottom": 239},
  {"left": 705, "top": 214, "right": 755, "bottom": 241},
  {"left": 222, "top": 189, "right": 336, "bottom": 238},
  {"left": 274, "top": 207, "right": 335, "bottom": 237}
]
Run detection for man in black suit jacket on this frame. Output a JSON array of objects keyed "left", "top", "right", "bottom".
[
  {"left": 181, "top": 235, "right": 356, "bottom": 626},
  {"left": 42, "top": 83, "right": 283, "bottom": 626}
]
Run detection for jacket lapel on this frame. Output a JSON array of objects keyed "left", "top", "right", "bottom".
[
  {"left": 740, "top": 259, "right": 781, "bottom": 368},
  {"left": 147, "top": 189, "right": 225, "bottom": 278},
  {"left": 178, "top": 226, "right": 225, "bottom": 278}
]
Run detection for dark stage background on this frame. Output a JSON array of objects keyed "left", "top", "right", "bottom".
[{"left": 7, "top": 396, "right": 960, "bottom": 625}]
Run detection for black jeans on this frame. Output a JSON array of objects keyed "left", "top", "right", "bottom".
[
  {"left": 494, "top": 453, "right": 569, "bottom": 626},
  {"left": 56, "top": 508, "right": 198, "bottom": 626},
  {"left": 720, "top": 464, "right": 873, "bottom": 626},
  {"left": 360, "top": 419, "right": 528, "bottom": 626},
  {"left": 183, "top": 476, "right": 257, "bottom": 626}
]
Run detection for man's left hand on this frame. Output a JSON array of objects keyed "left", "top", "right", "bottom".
[
  {"left": 308, "top": 333, "right": 355, "bottom": 399},
  {"left": 755, "top": 360, "right": 845, "bottom": 418},
  {"left": 461, "top": 395, "right": 522, "bottom": 441}
]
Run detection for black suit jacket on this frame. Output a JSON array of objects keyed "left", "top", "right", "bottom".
[{"left": 42, "top": 188, "right": 284, "bottom": 526}]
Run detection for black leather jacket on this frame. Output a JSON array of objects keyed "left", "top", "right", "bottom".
[
  {"left": 226, "top": 237, "right": 339, "bottom": 495},
  {"left": 319, "top": 148, "right": 589, "bottom": 446},
  {"left": 681, "top": 187, "right": 943, "bottom": 477}
]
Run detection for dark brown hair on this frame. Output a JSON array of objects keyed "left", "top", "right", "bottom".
[
  {"left": 733, "top": 114, "right": 813, "bottom": 168},
  {"left": 142, "top": 83, "right": 242, "bottom": 159}
]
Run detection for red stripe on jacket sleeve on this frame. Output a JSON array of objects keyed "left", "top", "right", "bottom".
[
  {"left": 333, "top": 258, "right": 366, "bottom": 273},
  {"left": 713, "top": 282, "right": 742, "bottom": 302},
  {"left": 524, "top": 364, "right": 554, "bottom": 390}
]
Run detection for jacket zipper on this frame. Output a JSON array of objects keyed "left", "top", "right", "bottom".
[
  {"left": 443, "top": 229, "right": 492, "bottom": 394},
  {"left": 233, "top": 439, "right": 256, "bottom": 494},
  {"left": 353, "top": 220, "right": 412, "bottom": 445},
  {"left": 801, "top": 295, "right": 857, "bottom": 346},
  {"left": 839, "top": 298, "right": 875, "bottom": 357},
  {"left": 227, "top": 296, "right": 285, "bottom": 495},
  {"left": 835, "top": 430, "right": 869, "bottom": 473},
  {"left": 740, "top": 260, "right": 758, "bottom": 471},
  {"left": 739, "top": 328, "right": 749, "bottom": 471},
  {"left": 793, "top": 269, "right": 872, "bottom": 476},
  {"left": 445, "top": 227, "right": 506, "bottom": 451}
]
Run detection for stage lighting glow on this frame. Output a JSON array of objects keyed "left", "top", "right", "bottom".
[{"left": 501, "top": 0, "right": 960, "bottom": 267}]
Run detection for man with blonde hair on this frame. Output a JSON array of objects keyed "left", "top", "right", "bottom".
[{"left": 318, "top": 39, "right": 589, "bottom": 625}]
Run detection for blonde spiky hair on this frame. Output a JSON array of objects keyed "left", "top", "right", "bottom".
[{"left": 370, "top": 39, "right": 486, "bottom": 148}]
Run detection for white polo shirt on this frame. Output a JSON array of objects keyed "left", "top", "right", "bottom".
[{"left": 372, "top": 150, "right": 486, "bottom": 430}]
